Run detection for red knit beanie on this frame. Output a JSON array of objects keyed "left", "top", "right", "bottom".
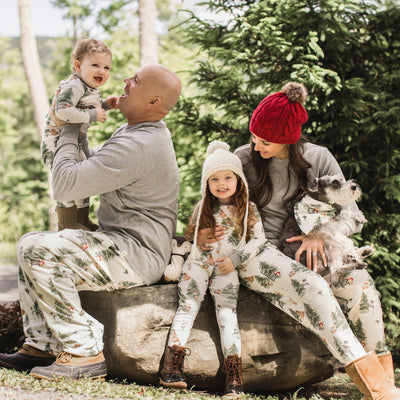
[{"left": 249, "top": 82, "right": 308, "bottom": 144}]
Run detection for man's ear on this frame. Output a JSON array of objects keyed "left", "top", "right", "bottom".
[{"left": 148, "top": 96, "right": 161, "bottom": 106}]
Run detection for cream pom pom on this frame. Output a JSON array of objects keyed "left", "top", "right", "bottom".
[
  {"left": 281, "top": 82, "right": 308, "bottom": 104},
  {"left": 206, "top": 140, "right": 230, "bottom": 156}
]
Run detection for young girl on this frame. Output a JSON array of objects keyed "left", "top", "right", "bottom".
[
  {"left": 159, "top": 141, "right": 267, "bottom": 398},
  {"left": 41, "top": 38, "right": 118, "bottom": 231}
]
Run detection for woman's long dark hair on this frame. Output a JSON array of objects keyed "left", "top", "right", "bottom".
[{"left": 249, "top": 135, "right": 311, "bottom": 212}]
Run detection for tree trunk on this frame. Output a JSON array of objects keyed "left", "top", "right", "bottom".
[
  {"left": 18, "top": 0, "right": 49, "bottom": 136},
  {"left": 18, "top": 0, "right": 57, "bottom": 230},
  {"left": 138, "top": 0, "right": 158, "bottom": 66}
]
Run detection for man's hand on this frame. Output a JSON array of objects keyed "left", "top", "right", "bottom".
[
  {"left": 286, "top": 235, "right": 327, "bottom": 271},
  {"left": 197, "top": 226, "right": 225, "bottom": 251},
  {"left": 104, "top": 96, "right": 119, "bottom": 109},
  {"left": 96, "top": 108, "right": 107, "bottom": 123},
  {"left": 215, "top": 257, "right": 234, "bottom": 274}
]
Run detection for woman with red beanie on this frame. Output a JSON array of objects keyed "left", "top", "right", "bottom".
[{"left": 198, "top": 82, "right": 399, "bottom": 399}]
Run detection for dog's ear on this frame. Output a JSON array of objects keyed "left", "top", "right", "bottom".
[
  {"left": 308, "top": 178, "right": 319, "bottom": 192},
  {"left": 348, "top": 179, "right": 361, "bottom": 192},
  {"left": 331, "top": 179, "right": 342, "bottom": 189},
  {"left": 347, "top": 179, "right": 357, "bottom": 186},
  {"left": 329, "top": 174, "right": 345, "bottom": 187}
]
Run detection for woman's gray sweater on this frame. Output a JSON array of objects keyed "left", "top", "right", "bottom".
[{"left": 235, "top": 142, "right": 362, "bottom": 246}]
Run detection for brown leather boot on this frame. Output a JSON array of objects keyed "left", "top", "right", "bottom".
[
  {"left": 362, "top": 352, "right": 397, "bottom": 400},
  {"left": 222, "top": 355, "right": 243, "bottom": 398},
  {"left": 159, "top": 345, "right": 190, "bottom": 389},
  {"left": 345, "top": 352, "right": 400, "bottom": 399},
  {"left": 77, "top": 206, "right": 99, "bottom": 232},
  {"left": 30, "top": 351, "right": 107, "bottom": 380},
  {"left": 0, "top": 344, "right": 56, "bottom": 372},
  {"left": 56, "top": 206, "right": 89, "bottom": 231},
  {"left": 379, "top": 353, "right": 396, "bottom": 386}
]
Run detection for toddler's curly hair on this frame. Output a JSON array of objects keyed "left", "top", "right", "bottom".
[{"left": 71, "top": 38, "right": 112, "bottom": 69}]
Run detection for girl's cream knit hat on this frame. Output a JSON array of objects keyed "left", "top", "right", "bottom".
[{"left": 201, "top": 141, "right": 248, "bottom": 196}]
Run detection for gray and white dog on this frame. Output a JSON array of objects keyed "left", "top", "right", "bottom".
[{"left": 279, "top": 175, "right": 374, "bottom": 282}]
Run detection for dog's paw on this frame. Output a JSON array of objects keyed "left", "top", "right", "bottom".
[
  {"left": 356, "top": 260, "right": 368, "bottom": 269},
  {"left": 359, "top": 245, "right": 374, "bottom": 258}
]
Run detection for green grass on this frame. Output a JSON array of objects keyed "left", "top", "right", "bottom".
[{"left": 0, "top": 368, "right": 366, "bottom": 400}]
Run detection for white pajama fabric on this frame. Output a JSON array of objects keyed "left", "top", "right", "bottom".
[
  {"left": 168, "top": 202, "right": 266, "bottom": 358},
  {"left": 330, "top": 269, "right": 387, "bottom": 354},
  {"left": 238, "top": 244, "right": 387, "bottom": 364},
  {"left": 17, "top": 229, "right": 146, "bottom": 357},
  {"left": 169, "top": 261, "right": 241, "bottom": 357},
  {"left": 41, "top": 74, "right": 101, "bottom": 209}
]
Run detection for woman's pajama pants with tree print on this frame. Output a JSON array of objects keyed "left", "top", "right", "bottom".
[{"left": 238, "top": 244, "right": 387, "bottom": 364}]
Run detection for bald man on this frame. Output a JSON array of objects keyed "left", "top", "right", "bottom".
[{"left": 0, "top": 64, "right": 182, "bottom": 380}]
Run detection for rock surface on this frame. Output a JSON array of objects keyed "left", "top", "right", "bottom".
[{"left": 80, "top": 284, "right": 336, "bottom": 393}]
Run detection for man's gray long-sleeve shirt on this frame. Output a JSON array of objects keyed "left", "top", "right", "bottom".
[{"left": 52, "top": 121, "right": 180, "bottom": 285}]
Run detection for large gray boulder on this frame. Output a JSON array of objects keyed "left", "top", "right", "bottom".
[{"left": 80, "top": 284, "right": 336, "bottom": 393}]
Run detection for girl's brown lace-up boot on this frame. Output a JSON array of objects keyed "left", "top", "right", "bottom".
[
  {"left": 222, "top": 355, "right": 243, "bottom": 398},
  {"left": 159, "top": 345, "right": 191, "bottom": 389}
]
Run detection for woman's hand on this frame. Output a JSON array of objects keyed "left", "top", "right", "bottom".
[
  {"left": 196, "top": 225, "right": 225, "bottom": 251},
  {"left": 286, "top": 235, "right": 327, "bottom": 271},
  {"left": 215, "top": 257, "right": 234, "bottom": 274}
]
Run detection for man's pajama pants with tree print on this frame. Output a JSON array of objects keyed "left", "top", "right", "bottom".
[{"left": 17, "top": 229, "right": 145, "bottom": 356}]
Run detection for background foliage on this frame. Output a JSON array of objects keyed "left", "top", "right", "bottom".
[
  {"left": 0, "top": 0, "right": 399, "bottom": 362},
  {"left": 166, "top": 0, "right": 400, "bottom": 360}
]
